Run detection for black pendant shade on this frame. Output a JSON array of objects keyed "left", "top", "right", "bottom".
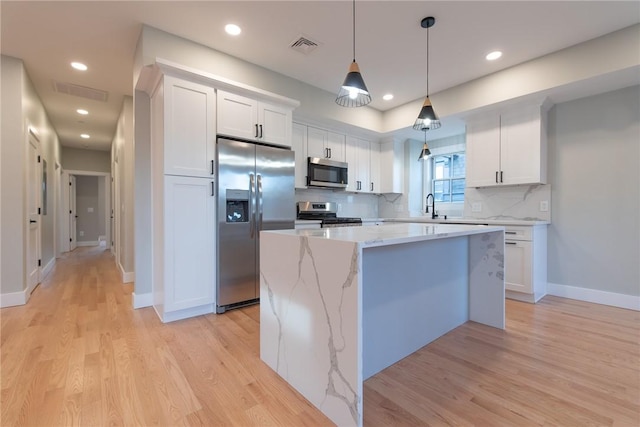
[
  {"left": 413, "top": 96, "right": 441, "bottom": 131},
  {"left": 336, "top": 0, "right": 371, "bottom": 107},
  {"left": 336, "top": 61, "right": 372, "bottom": 107},
  {"left": 413, "top": 16, "right": 441, "bottom": 131},
  {"left": 418, "top": 130, "right": 432, "bottom": 161}
]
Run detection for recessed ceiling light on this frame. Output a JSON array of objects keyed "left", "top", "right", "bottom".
[
  {"left": 71, "top": 62, "right": 88, "bottom": 71},
  {"left": 382, "top": 94, "right": 394, "bottom": 101},
  {"left": 225, "top": 24, "right": 241, "bottom": 36},
  {"left": 80, "top": 134, "right": 90, "bottom": 139},
  {"left": 485, "top": 51, "right": 502, "bottom": 61},
  {"left": 76, "top": 109, "right": 89, "bottom": 115}
]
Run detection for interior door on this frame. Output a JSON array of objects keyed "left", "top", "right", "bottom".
[
  {"left": 69, "top": 175, "right": 77, "bottom": 251},
  {"left": 27, "top": 134, "right": 41, "bottom": 289}
]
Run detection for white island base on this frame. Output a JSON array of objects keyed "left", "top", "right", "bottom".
[{"left": 260, "top": 223, "right": 505, "bottom": 426}]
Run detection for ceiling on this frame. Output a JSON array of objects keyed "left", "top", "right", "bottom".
[{"left": 2, "top": 1, "right": 639, "bottom": 151}]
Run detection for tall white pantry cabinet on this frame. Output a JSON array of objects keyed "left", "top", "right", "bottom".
[{"left": 151, "top": 75, "right": 217, "bottom": 323}]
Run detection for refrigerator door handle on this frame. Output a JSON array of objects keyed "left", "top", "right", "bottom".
[
  {"left": 257, "top": 174, "right": 263, "bottom": 231},
  {"left": 249, "top": 173, "right": 256, "bottom": 238}
]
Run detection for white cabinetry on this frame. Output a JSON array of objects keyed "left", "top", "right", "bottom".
[
  {"left": 151, "top": 75, "right": 217, "bottom": 322},
  {"left": 217, "top": 90, "right": 292, "bottom": 147},
  {"left": 378, "top": 139, "right": 404, "bottom": 194},
  {"left": 466, "top": 103, "right": 548, "bottom": 187},
  {"left": 504, "top": 225, "right": 547, "bottom": 303},
  {"left": 346, "top": 136, "right": 379, "bottom": 193},
  {"left": 307, "top": 126, "right": 346, "bottom": 162},
  {"left": 292, "top": 123, "right": 308, "bottom": 188},
  {"left": 163, "top": 176, "right": 216, "bottom": 313}
]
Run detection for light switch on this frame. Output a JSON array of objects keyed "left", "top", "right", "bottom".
[
  {"left": 79, "top": 231, "right": 84, "bottom": 237},
  {"left": 87, "top": 207, "right": 94, "bottom": 213}
]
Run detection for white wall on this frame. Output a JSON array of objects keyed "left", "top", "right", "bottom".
[{"left": 547, "top": 85, "right": 639, "bottom": 297}]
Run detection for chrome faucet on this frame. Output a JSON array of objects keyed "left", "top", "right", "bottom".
[{"left": 425, "top": 193, "right": 438, "bottom": 219}]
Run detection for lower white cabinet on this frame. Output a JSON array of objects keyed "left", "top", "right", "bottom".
[
  {"left": 504, "top": 225, "right": 547, "bottom": 303},
  {"left": 155, "top": 175, "right": 216, "bottom": 321}
]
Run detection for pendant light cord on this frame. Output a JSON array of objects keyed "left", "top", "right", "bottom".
[
  {"left": 426, "top": 25, "right": 430, "bottom": 96},
  {"left": 352, "top": 0, "right": 356, "bottom": 62}
]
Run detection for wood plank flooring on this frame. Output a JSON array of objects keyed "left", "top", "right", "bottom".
[{"left": 1, "top": 246, "right": 638, "bottom": 426}]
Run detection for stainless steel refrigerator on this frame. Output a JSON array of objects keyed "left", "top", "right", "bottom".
[{"left": 216, "top": 137, "right": 295, "bottom": 313}]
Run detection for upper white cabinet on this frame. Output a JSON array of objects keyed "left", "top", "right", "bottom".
[
  {"left": 378, "top": 139, "right": 404, "bottom": 194},
  {"left": 307, "top": 126, "right": 346, "bottom": 162},
  {"left": 217, "top": 90, "right": 292, "bottom": 147},
  {"left": 163, "top": 76, "right": 216, "bottom": 178},
  {"left": 346, "top": 136, "right": 378, "bottom": 193},
  {"left": 466, "top": 103, "right": 548, "bottom": 187}
]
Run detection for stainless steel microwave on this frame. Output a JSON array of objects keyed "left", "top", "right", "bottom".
[{"left": 307, "top": 157, "right": 348, "bottom": 189}]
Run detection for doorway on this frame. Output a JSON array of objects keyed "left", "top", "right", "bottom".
[
  {"left": 27, "top": 129, "right": 42, "bottom": 293},
  {"left": 60, "top": 170, "right": 111, "bottom": 253}
]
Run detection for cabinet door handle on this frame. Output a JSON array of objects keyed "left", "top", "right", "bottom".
[
  {"left": 255, "top": 124, "right": 259, "bottom": 138},
  {"left": 325, "top": 148, "right": 329, "bottom": 158},
  {"left": 328, "top": 148, "right": 332, "bottom": 158},
  {"left": 505, "top": 241, "right": 517, "bottom": 245},
  {"left": 495, "top": 171, "right": 499, "bottom": 183},
  {"left": 370, "top": 182, "right": 374, "bottom": 192},
  {"left": 211, "top": 160, "right": 215, "bottom": 175},
  {"left": 259, "top": 124, "right": 263, "bottom": 139},
  {"left": 500, "top": 171, "right": 504, "bottom": 183}
]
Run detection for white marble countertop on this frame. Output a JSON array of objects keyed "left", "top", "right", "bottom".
[
  {"left": 294, "top": 219, "right": 322, "bottom": 224},
  {"left": 381, "top": 217, "right": 550, "bottom": 226},
  {"left": 265, "top": 222, "right": 504, "bottom": 248}
]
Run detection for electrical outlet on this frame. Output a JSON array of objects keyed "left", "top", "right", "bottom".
[
  {"left": 540, "top": 200, "right": 549, "bottom": 212},
  {"left": 79, "top": 231, "right": 84, "bottom": 237},
  {"left": 471, "top": 202, "right": 482, "bottom": 213}
]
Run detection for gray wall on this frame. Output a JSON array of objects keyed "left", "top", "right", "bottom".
[
  {"left": 547, "top": 85, "right": 639, "bottom": 296},
  {"left": 75, "top": 176, "right": 103, "bottom": 242},
  {"left": 61, "top": 147, "right": 111, "bottom": 173},
  {"left": 1, "top": 55, "right": 61, "bottom": 297}
]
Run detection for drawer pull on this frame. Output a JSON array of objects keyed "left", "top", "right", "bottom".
[
  {"left": 505, "top": 241, "right": 517, "bottom": 245},
  {"left": 505, "top": 231, "right": 517, "bottom": 234}
]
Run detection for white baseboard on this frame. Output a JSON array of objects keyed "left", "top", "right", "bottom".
[
  {"left": 0, "top": 289, "right": 27, "bottom": 308},
  {"left": 42, "top": 258, "right": 55, "bottom": 279},
  {"left": 547, "top": 282, "right": 640, "bottom": 311},
  {"left": 132, "top": 292, "right": 153, "bottom": 309},
  {"left": 77, "top": 241, "right": 99, "bottom": 247},
  {"left": 118, "top": 262, "right": 135, "bottom": 284}
]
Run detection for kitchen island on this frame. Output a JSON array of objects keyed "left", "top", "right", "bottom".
[{"left": 260, "top": 223, "right": 505, "bottom": 426}]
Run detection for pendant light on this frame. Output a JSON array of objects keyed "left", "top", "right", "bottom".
[
  {"left": 336, "top": 0, "right": 371, "bottom": 107},
  {"left": 417, "top": 129, "right": 432, "bottom": 161},
  {"left": 413, "top": 16, "right": 441, "bottom": 131}
]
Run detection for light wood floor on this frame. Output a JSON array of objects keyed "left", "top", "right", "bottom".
[{"left": 1, "top": 247, "right": 638, "bottom": 426}]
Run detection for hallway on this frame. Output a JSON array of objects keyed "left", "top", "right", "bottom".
[{"left": 0, "top": 247, "right": 331, "bottom": 426}]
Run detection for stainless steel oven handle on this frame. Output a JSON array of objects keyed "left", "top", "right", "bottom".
[{"left": 249, "top": 173, "right": 255, "bottom": 238}]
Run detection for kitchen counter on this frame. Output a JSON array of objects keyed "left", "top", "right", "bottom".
[
  {"left": 259, "top": 223, "right": 505, "bottom": 426},
  {"left": 383, "top": 217, "right": 550, "bottom": 226}
]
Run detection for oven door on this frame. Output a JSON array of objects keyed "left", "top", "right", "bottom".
[{"left": 307, "top": 158, "right": 348, "bottom": 189}]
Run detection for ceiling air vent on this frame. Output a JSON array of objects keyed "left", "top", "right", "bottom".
[
  {"left": 290, "top": 35, "right": 320, "bottom": 55},
  {"left": 53, "top": 81, "right": 109, "bottom": 102}
]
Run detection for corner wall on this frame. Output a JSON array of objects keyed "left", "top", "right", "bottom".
[{"left": 547, "top": 85, "right": 639, "bottom": 298}]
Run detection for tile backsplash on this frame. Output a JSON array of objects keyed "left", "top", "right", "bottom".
[
  {"left": 295, "top": 188, "right": 379, "bottom": 218},
  {"left": 464, "top": 184, "right": 551, "bottom": 222}
]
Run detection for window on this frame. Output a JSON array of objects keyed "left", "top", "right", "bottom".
[{"left": 431, "top": 152, "right": 465, "bottom": 203}]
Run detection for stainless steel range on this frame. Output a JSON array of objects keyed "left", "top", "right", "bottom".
[{"left": 296, "top": 201, "right": 362, "bottom": 228}]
